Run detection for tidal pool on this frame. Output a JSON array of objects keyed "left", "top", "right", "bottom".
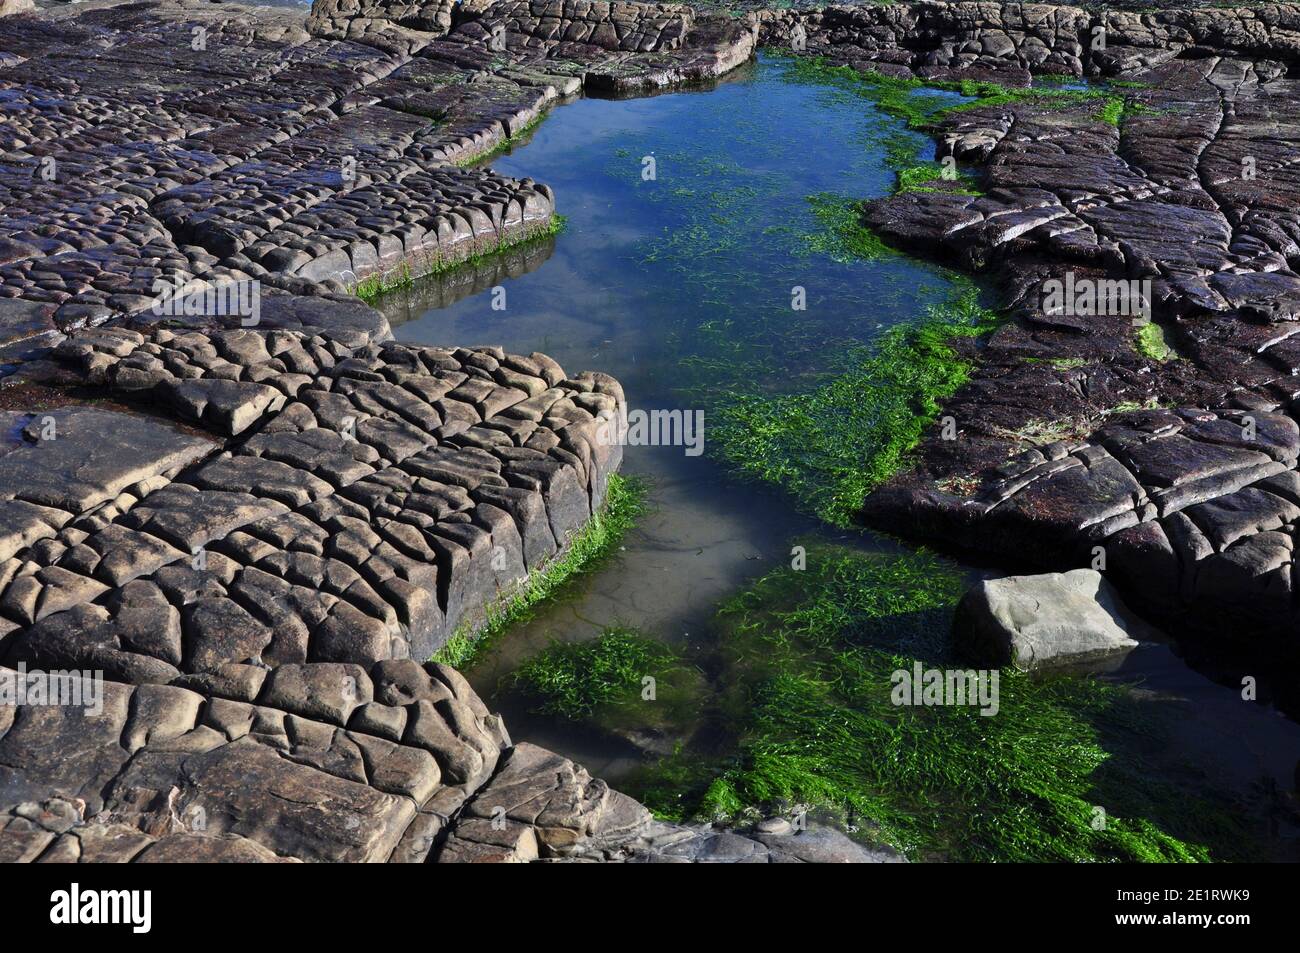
[
  {"left": 384, "top": 54, "right": 960, "bottom": 760},
  {"left": 383, "top": 54, "right": 1300, "bottom": 860}
]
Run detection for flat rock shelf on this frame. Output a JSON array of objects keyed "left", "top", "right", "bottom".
[{"left": 2, "top": 0, "right": 1300, "bottom": 864}]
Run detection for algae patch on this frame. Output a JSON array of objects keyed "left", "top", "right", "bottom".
[
  {"left": 354, "top": 215, "right": 567, "bottom": 304},
  {"left": 780, "top": 55, "right": 1152, "bottom": 192},
  {"left": 800, "top": 192, "right": 898, "bottom": 262},
  {"left": 512, "top": 626, "right": 708, "bottom": 747},
  {"left": 603, "top": 545, "right": 1271, "bottom": 863},
  {"left": 1135, "top": 321, "right": 1173, "bottom": 362},
  {"left": 706, "top": 285, "right": 1001, "bottom": 527}
]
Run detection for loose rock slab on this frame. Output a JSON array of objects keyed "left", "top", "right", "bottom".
[{"left": 955, "top": 568, "right": 1142, "bottom": 671}]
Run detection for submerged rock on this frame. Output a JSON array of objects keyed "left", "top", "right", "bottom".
[{"left": 954, "top": 569, "right": 1142, "bottom": 671}]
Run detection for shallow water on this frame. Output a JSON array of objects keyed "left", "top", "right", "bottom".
[
  {"left": 385, "top": 54, "right": 960, "bottom": 763},
  {"left": 385, "top": 55, "right": 1300, "bottom": 856}
]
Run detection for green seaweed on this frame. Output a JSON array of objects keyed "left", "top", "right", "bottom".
[
  {"left": 1095, "top": 96, "right": 1128, "bottom": 126},
  {"left": 706, "top": 285, "right": 1001, "bottom": 527},
  {"left": 1093, "top": 95, "right": 1162, "bottom": 126},
  {"left": 352, "top": 261, "right": 414, "bottom": 303},
  {"left": 1135, "top": 321, "right": 1172, "bottom": 361},
  {"left": 894, "top": 161, "right": 981, "bottom": 195},
  {"left": 456, "top": 112, "right": 549, "bottom": 168},
  {"left": 780, "top": 55, "right": 1153, "bottom": 183},
  {"left": 353, "top": 215, "right": 567, "bottom": 304},
  {"left": 800, "top": 192, "right": 898, "bottom": 261},
  {"left": 431, "top": 472, "right": 648, "bottom": 668},
  {"left": 783, "top": 56, "right": 1119, "bottom": 129},
  {"left": 512, "top": 626, "right": 707, "bottom": 736},
  {"left": 621, "top": 546, "right": 1271, "bottom": 863}
]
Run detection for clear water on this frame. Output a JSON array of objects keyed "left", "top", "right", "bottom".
[
  {"left": 384, "top": 55, "right": 1300, "bottom": 852},
  {"left": 383, "top": 55, "right": 963, "bottom": 766}
]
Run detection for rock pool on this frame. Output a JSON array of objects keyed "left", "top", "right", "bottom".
[{"left": 384, "top": 54, "right": 1300, "bottom": 861}]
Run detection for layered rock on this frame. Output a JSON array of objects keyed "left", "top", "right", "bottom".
[
  {"left": 759, "top": 3, "right": 1300, "bottom": 83},
  {"left": 311, "top": 0, "right": 758, "bottom": 95},
  {"left": 0, "top": 0, "right": 564, "bottom": 349},
  {"left": 760, "top": 2, "right": 1091, "bottom": 81},
  {"left": 3, "top": 333, "right": 624, "bottom": 675}
]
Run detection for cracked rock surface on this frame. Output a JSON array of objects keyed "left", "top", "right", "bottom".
[
  {"left": 5, "top": 334, "right": 626, "bottom": 675},
  {"left": 0, "top": 0, "right": 759, "bottom": 862},
  {"left": 12, "top": 0, "right": 1300, "bottom": 862}
]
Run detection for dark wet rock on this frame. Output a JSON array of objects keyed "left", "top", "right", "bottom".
[{"left": 740, "top": 5, "right": 1300, "bottom": 658}]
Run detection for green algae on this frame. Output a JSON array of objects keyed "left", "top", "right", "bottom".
[
  {"left": 455, "top": 112, "right": 549, "bottom": 168},
  {"left": 394, "top": 55, "right": 1283, "bottom": 864},
  {"left": 431, "top": 472, "right": 648, "bottom": 669},
  {"left": 681, "top": 58, "right": 1169, "bottom": 526},
  {"left": 894, "top": 161, "right": 982, "bottom": 195},
  {"left": 779, "top": 55, "right": 1153, "bottom": 187},
  {"left": 1095, "top": 96, "right": 1128, "bottom": 126},
  {"left": 353, "top": 261, "right": 414, "bottom": 303},
  {"left": 353, "top": 215, "right": 567, "bottom": 304},
  {"left": 1135, "top": 321, "right": 1173, "bottom": 361},
  {"left": 512, "top": 626, "right": 707, "bottom": 737},
  {"left": 614, "top": 545, "right": 1270, "bottom": 862},
  {"left": 800, "top": 192, "right": 899, "bottom": 262},
  {"left": 1095, "top": 95, "right": 1161, "bottom": 126},
  {"left": 706, "top": 284, "right": 1001, "bottom": 527},
  {"left": 608, "top": 101, "right": 994, "bottom": 534},
  {"left": 600, "top": 125, "right": 962, "bottom": 419}
]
